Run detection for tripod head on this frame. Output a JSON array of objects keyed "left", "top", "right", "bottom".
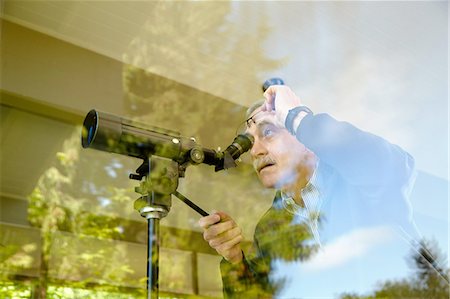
[{"left": 133, "top": 156, "right": 178, "bottom": 220}]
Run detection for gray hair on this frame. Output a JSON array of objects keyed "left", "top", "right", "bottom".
[{"left": 246, "top": 99, "right": 265, "bottom": 119}]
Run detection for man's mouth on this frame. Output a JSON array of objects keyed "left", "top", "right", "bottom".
[
  {"left": 254, "top": 157, "right": 276, "bottom": 173},
  {"left": 257, "top": 162, "right": 275, "bottom": 172}
]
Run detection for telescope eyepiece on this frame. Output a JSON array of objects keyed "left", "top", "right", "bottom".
[{"left": 226, "top": 133, "right": 254, "bottom": 160}]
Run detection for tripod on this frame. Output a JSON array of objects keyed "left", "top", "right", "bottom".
[{"left": 131, "top": 156, "right": 209, "bottom": 299}]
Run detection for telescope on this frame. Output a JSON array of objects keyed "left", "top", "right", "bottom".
[
  {"left": 81, "top": 109, "right": 254, "bottom": 299},
  {"left": 81, "top": 109, "right": 253, "bottom": 172}
]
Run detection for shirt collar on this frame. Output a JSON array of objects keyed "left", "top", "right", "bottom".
[{"left": 280, "top": 160, "right": 322, "bottom": 218}]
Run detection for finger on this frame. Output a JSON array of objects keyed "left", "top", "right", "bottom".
[
  {"left": 215, "top": 211, "right": 232, "bottom": 222},
  {"left": 264, "top": 101, "right": 273, "bottom": 112},
  {"left": 203, "top": 221, "right": 235, "bottom": 240},
  {"left": 198, "top": 213, "right": 221, "bottom": 229},
  {"left": 263, "top": 87, "right": 276, "bottom": 111},
  {"left": 263, "top": 85, "right": 278, "bottom": 99},
  {"left": 208, "top": 226, "right": 242, "bottom": 247},
  {"left": 216, "top": 234, "right": 243, "bottom": 253}
]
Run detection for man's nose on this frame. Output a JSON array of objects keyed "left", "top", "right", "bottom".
[{"left": 250, "top": 138, "right": 267, "bottom": 158}]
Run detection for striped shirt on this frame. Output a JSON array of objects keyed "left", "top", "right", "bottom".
[{"left": 280, "top": 161, "right": 323, "bottom": 247}]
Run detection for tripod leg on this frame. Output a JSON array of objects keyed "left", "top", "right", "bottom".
[{"left": 147, "top": 218, "right": 159, "bottom": 299}]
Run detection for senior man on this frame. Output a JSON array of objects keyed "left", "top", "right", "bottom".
[{"left": 199, "top": 85, "right": 422, "bottom": 298}]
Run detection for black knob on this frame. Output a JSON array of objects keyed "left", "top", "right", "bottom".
[
  {"left": 262, "top": 78, "right": 285, "bottom": 92},
  {"left": 129, "top": 173, "right": 143, "bottom": 181}
]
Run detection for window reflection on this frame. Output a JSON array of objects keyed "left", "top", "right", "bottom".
[
  {"left": 1, "top": 106, "right": 246, "bottom": 298},
  {"left": 1, "top": 1, "right": 447, "bottom": 298}
]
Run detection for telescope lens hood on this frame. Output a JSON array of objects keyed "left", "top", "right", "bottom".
[{"left": 82, "top": 109, "right": 98, "bottom": 148}]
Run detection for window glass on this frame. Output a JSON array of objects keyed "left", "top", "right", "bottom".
[{"left": 1, "top": 2, "right": 447, "bottom": 298}]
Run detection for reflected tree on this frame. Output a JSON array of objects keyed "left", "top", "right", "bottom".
[
  {"left": 122, "top": 2, "right": 282, "bottom": 140},
  {"left": 26, "top": 129, "right": 141, "bottom": 298},
  {"left": 221, "top": 199, "right": 322, "bottom": 296},
  {"left": 340, "top": 238, "right": 449, "bottom": 299},
  {"left": 121, "top": 0, "right": 283, "bottom": 248},
  {"left": 3, "top": 2, "right": 282, "bottom": 298}
]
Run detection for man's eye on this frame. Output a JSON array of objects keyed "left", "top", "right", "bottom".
[{"left": 262, "top": 127, "right": 275, "bottom": 137}]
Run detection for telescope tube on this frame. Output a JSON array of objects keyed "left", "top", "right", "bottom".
[{"left": 81, "top": 109, "right": 199, "bottom": 163}]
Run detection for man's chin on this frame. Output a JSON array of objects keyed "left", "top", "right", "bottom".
[
  {"left": 261, "top": 180, "right": 287, "bottom": 190},
  {"left": 263, "top": 172, "right": 297, "bottom": 190},
  {"left": 258, "top": 174, "right": 276, "bottom": 189},
  {"left": 258, "top": 167, "right": 295, "bottom": 189}
]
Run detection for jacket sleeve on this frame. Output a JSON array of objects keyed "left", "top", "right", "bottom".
[
  {"left": 220, "top": 206, "right": 279, "bottom": 298},
  {"left": 296, "top": 113, "right": 416, "bottom": 191},
  {"left": 220, "top": 249, "right": 273, "bottom": 298},
  {"left": 220, "top": 199, "right": 302, "bottom": 298}
]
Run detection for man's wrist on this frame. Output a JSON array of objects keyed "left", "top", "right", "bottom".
[
  {"left": 292, "top": 111, "right": 308, "bottom": 135},
  {"left": 228, "top": 250, "right": 244, "bottom": 264}
]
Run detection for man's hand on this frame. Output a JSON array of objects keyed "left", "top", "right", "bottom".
[
  {"left": 263, "top": 85, "right": 303, "bottom": 126},
  {"left": 198, "top": 211, "right": 243, "bottom": 264}
]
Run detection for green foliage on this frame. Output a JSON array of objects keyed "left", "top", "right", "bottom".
[
  {"left": 339, "top": 238, "right": 450, "bottom": 299},
  {"left": 0, "top": 282, "right": 31, "bottom": 299},
  {"left": 46, "top": 285, "right": 142, "bottom": 299}
]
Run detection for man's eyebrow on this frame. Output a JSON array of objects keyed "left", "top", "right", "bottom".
[
  {"left": 251, "top": 120, "right": 278, "bottom": 131},
  {"left": 255, "top": 120, "right": 274, "bottom": 127},
  {"left": 245, "top": 120, "right": 279, "bottom": 136}
]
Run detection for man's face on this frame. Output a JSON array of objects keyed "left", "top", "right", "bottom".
[{"left": 245, "top": 107, "right": 308, "bottom": 189}]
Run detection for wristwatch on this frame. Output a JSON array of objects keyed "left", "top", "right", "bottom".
[{"left": 285, "top": 106, "right": 313, "bottom": 135}]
